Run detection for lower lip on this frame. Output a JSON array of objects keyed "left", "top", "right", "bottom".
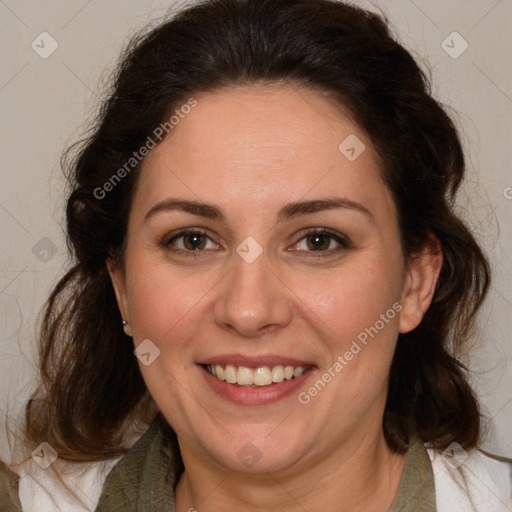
[{"left": 199, "top": 365, "right": 316, "bottom": 405}]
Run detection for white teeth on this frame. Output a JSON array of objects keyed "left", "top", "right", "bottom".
[
  {"left": 225, "top": 364, "right": 237, "bottom": 384},
  {"left": 206, "top": 364, "right": 308, "bottom": 387},
  {"left": 237, "top": 366, "right": 254, "bottom": 385},
  {"left": 294, "top": 366, "right": 305, "bottom": 378},
  {"left": 271, "top": 365, "right": 284, "bottom": 383},
  {"left": 253, "top": 367, "right": 272, "bottom": 386},
  {"left": 284, "top": 366, "right": 294, "bottom": 380},
  {"left": 215, "top": 364, "right": 225, "bottom": 381}
]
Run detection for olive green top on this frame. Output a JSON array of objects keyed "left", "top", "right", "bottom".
[{"left": 0, "top": 416, "right": 436, "bottom": 511}]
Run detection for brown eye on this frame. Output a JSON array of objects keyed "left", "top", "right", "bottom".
[
  {"left": 165, "top": 229, "right": 220, "bottom": 252},
  {"left": 183, "top": 232, "right": 207, "bottom": 250},
  {"left": 289, "top": 229, "right": 351, "bottom": 254},
  {"left": 305, "top": 233, "right": 331, "bottom": 251}
]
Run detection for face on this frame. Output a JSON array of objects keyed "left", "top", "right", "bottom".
[{"left": 109, "top": 84, "right": 440, "bottom": 475}]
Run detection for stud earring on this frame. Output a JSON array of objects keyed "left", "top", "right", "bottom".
[{"left": 122, "top": 320, "right": 133, "bottom": 337}]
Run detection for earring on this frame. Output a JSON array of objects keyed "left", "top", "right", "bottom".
[{"left": 122, "top": 320, "right": 133, "bottom": 337}]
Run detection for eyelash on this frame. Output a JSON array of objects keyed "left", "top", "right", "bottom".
[
  {"left": 161, "top": 227, "right": 351, "bottom": 258},
  {"left": 289, "top": 228, "right": 351, "bottom": 257}
]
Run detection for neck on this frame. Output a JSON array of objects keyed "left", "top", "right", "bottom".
[{"left": 175, "top": 429, "right": 406, "bottom": 512}]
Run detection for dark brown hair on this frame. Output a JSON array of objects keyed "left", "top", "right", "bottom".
[{"left": 25, "top": 0, "right": 490, "bottom": 461}]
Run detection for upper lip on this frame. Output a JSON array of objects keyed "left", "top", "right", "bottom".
[{"left": 197, "top": 354, "right": 315, "bottom": 368}]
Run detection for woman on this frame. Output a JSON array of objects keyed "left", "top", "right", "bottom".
[{"left": 1, "top": 0, "right": 511, "bottom": 510}]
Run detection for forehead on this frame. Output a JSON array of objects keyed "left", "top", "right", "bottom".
[{"left": 133, "top": 84, "right": 394, "bottom": 224}]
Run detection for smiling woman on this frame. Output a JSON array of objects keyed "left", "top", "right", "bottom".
[{"left": 1, "top": 0, "right": 511, "bottom": 511}]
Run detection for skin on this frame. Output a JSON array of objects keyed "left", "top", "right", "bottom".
[{"left": 108, "top": 84, "right": 442, "bottom": 511}]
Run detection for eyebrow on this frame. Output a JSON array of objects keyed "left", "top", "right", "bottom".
[{"left": 144, "top": 197, "right": 374, "bottom": 224}]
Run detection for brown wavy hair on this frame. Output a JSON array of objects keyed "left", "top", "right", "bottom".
[{"left": 24, "top": 0, "right": 490, "bottom": 462}]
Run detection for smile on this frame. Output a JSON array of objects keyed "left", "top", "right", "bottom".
[{"left": 205, "top": 364, "right": 310, "bottom": 387}]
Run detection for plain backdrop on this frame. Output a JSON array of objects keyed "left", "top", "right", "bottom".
[{"left": 0, "top": 0, "right": 511, "bottom": 461}]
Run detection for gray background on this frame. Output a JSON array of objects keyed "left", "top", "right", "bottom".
[{"left": 0, "top": 0, "right": 511, "bottom": 460}]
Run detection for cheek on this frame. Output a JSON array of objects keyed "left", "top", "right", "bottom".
[
  {"left": 124, "top": 256, "right": 218, "bottom": 344},
  {"left": 297, "top": 257, "right": 404, "bottom": 348},
  {"left": 292, "top": 260, "right": 404, "bottom": 420}
]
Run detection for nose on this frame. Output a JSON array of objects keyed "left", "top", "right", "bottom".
[{"left": 213, "top": 253, "right": 293, "bottom": 338}]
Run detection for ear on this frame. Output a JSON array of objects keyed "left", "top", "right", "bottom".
[
  {"left": 106, "top": 257, "right": 130, "bottom": 324},
  {"left": 399, "top": 234, "right": 443, "bottom": 334}
]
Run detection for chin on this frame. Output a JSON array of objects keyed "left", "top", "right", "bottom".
[{"left": 199, "top": 427, "right": 313, "bottom": 475}]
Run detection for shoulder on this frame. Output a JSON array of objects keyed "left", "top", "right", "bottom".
[
  {"left": 96, "top": 414, "right": 180, "bottom": 511},
  {"left": 426, "top": 445, "right": 512, "bottom": 512},
  {"left": 2, "top": 450, "right": 120, "bottom": 512},
  {"left": 0, "top": 460, "right": 22, "bottom": 511},
  {"left": 3, "top": 416, "right": 173, "bottom": 512},
  {"left": 17, "top": 458, "right": 120, "bottom": 512}
]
